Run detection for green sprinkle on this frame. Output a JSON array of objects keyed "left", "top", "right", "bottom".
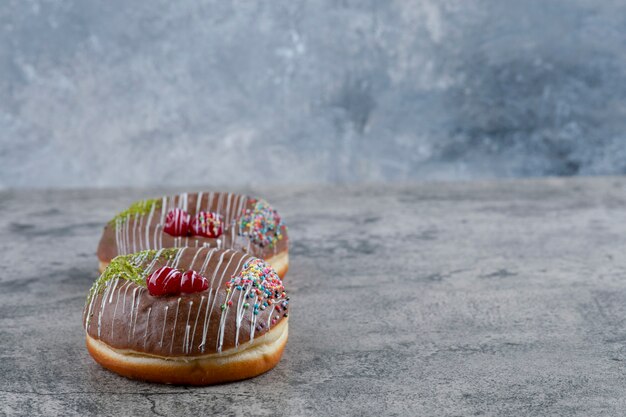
[
  {"left": 86, "top": 248, "right": 178, "bottom": 305},
  {"left": 109, "top": 198, "right": 162, "bottom": 226}
]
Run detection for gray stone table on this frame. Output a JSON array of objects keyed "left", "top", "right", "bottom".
[{"left": 3, "top": 178, "right": 626, "bottom": 416}]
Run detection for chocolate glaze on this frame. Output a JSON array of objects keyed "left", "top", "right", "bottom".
[
  {"left": 97, "top": 192, "right": 288, "bottom": 264},
  {"left": 84, "top": 248, "right": 288, "bottom": 357}
]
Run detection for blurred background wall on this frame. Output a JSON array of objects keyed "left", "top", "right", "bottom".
[{"left": 1, "top": 0, "right": 626, "bottom": 189}]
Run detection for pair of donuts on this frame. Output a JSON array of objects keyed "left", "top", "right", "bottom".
[{"left": 83, "top": 192, "right": 290, "bottom": 385}]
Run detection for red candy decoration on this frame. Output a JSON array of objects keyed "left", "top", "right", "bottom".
[
  {"left": 147, "top": 266, "right": 182, "bottom": 296},
  {"left": 147, "top": 266, "right": 208, "bottom": 296},
  {"left": 190, "top": 211, "right": 223, "bottom": 238},
  {"left": 180, "top": 270, "right": 209, "bottom": 293},
  {"left": 164, "top": 208, "right": 191, "bottom": 237}
]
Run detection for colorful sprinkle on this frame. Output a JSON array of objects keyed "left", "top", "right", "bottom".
[
  {"left": 227, "top": 258, "right": 287, "bottom": 326},
  {"left": 237, "top": 199, "right": 284, "bottom": 247}
]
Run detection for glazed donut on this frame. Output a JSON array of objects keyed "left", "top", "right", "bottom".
[
  {"left": 83, "top": 247, "right": 289, "bottom": 385},
  {"left": 97, "top": 192, "right": 289, "bottom": 278}
]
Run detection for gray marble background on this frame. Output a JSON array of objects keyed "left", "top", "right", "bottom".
[{"left": 1, "top": 0, "right": 626, "bottom": 189}]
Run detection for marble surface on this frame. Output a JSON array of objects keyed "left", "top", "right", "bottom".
[
  {"left": 3, "top": 0, "right": 626, "bottom": 189},
  {"left": 3, "top": 178, "right": 626, "bottom": 416}
]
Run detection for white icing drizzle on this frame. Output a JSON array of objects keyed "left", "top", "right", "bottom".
[
  {"left": 188, "top": 295, "right": 205, "bottom": 352},
  {"left": 138, "top": 212, "right": 145, "bottom": 250},
  {"left": 114, "top": 218, "right": 123, "bottom": 255},
  {"left": 170, "top": 298, "right": 181, "bottom": 353},
  {"left": 215, "top": 251, "right": 248, "bottom": 352},
  {"left": 131, "top": 288, "right": 144, "bottom": 340},
  {"left": 198, "top": 247, "right": 216, "bottom": 276},
  {"left": 153, "top": 224, "right": 161, "bottom": 250},
  {"left": 199, "top": 250, "right": 230, "bottom": 351},
  {"left": 167, "top": 195, "right": 174, "bottom": 216},
  {"left": 159, "top": 196, "right": 167, "bottom": 225},
  {"left": 216, "top": 193, "right": 224, "bottom": 218},
  {"left": 249, "top": 294, "right": 259, "bottom": 341},
  {"left": 131, "top": 213, "right": 139, "bottom": 253},
  {"left": 171, "top": 247, "right": 186, "bottom": 270},
  {"left": 128, "top": 287, "right": 139, "bottom": 341},
  {"left": 207, "top": 192, "right": 215, "bottom": 213},
  {"left": 144, "top": 248, "right": 164, "bottom": 276},
  {"left": 121, "top": 282, "right": 131, "bottom": 314},
  {"left": 144, "top": 201, "right": 156, "bottom": 251},
  {"left": 231, "top": 194, "right": 246, "bottom": 228},
  {"left": 110, "top": 280, "right": 129, "bottom": 339},
  {"left": 198, "top": 288, "right": 213, "bottom": 352},
  {"left": 133, "top": 250, "right": 150, "bottom": 266},
  {"left": 232, "top": 284, "right": 249, "bottom": 347},
  {"left": 183, "top": 301, "right": 193, "bottom": 353},
  {"left": 84, "top": 295, "right": 94, "bottom": 329},
  {"left": 159, "top": 305, "right": 169, "bottom": 347},
  {"left": 266, "top": 304, "right": 276, "bottom": 330},
  {"left": 181, "top": 192, "right": 188, "bottom": 212},
  {"left": 196, "top": 192, "right": 204, "bottom": 214},
  {"left": 85, "top": 294, "right": 95, "bottom": 328},
  {"left": 213, "top": 252, "right": 239, "bottom": 352},
  {"left": 143, "top": 307, "right": 152, "bottom": 349},
  {"left": 97, "top": 279, "right": 114, "bottom": 337},
  {"left": 188, "top": 247, "right": 204, "bottom": 270},
  {"left": 124, "top": 214, "right": 131, "bottom": 255},
  {"left": 183, "top": 325, "right": 191, "bottom": 354},
  {"left": 224, "top": 193, "right": 233, "bottom": 224},
  {"left": 230, "top": 225, "right": 237, "bottom": 251},
  {"left": 108, "top": 278, "right": 119, "bottom": 303}
]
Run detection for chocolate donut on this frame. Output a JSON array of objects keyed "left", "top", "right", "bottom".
[
  {"left": 97, "top": 192, "right": 289, "bottom": 277},
  {"left": 83, "top": 247, "right": 289, "bottom": 385}
]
